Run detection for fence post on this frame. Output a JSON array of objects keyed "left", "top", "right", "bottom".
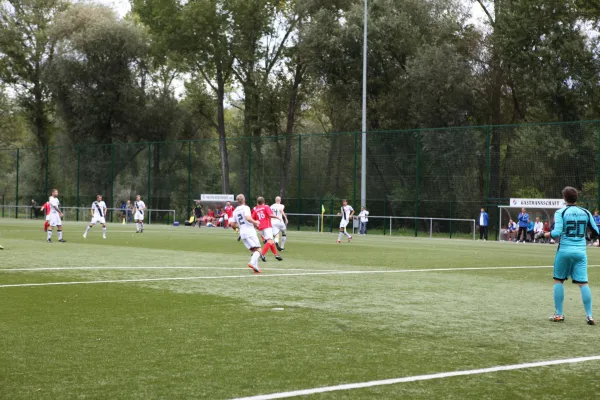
[
  {"left": 147, "top": 143, "right": 151, "bottom": 207},
  {"left": 187, "top": 141, "right": 192, "bottom": 219},
  {"left": 383, "top": 198, "right": 387, "bottom": 236},
  {"left": 485, "top": 126, "right": 491, "bottom": 207},
  {"left": 353, "top": 131, "right": 358, "bottom": 208},
  {"left": 414, "top": 131, "right": 420, "bottom": 237},
  {"left": 76, "top": 146, "right": 81, "bottom": 221},
  {"left": 430, "top": 218, "right": 433, "bottom": 239},
  {"left": 449, "top": 200, "right": 453, "bottom": 239},
  {"left": 330, "top": 198, "right": 333, "bottom": 232},
  {"left": 248, "top": 136, "right": 252, "bottom": 202},
  {"left": 297, "top": 135, "right": 302, "bottom": 232},
  {"left": 15, "top": 148, "right": 19, "bottom": 219}
]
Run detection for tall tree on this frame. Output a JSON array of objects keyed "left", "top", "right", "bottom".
[
  {"left": 133, "top": 0, "right": 235, "bottom": 193},
  {"left": 0, "top": 0, "right": 68, "bottom": 193}
]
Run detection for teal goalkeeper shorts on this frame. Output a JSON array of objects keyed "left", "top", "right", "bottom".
[{"left": 553, "top": 250, "right": 588, "bottom": 284}]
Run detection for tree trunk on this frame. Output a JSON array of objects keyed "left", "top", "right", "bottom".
[
  {"left": 216, "top": 69, "right": 230, "bottom": 194},
  {"left": 31, "top": 79, "right": 48, "bottom": 192},
  {"left": 279, "top": 63, "right": 304, "bottom": 200}
]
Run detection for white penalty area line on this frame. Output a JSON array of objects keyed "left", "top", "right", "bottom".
[
  {"left": 231, "top": 355, "right": 600, "bottom": 400},
  {"left": 0, "top": 264, "right": 592, "bottom": 288}
]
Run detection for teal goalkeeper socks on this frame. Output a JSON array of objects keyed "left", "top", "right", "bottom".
[
  {"left": 580, "top": 285, "right": 593, "bottom": 317},
  {"left": 554, "top": 283, "right": 565, "bottom": 315}
]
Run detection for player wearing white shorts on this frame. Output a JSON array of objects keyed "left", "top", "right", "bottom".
[
  {"left": 47, "top": 189, "right": 66, "bottom": 243},
  {"left": 336, "top": 199, "right": 354, "bottom": 243},
  {"left": 83, "top": 195, "right": 107, "bottom": 239},
  {"left": 231, "top": 194, "right": 262, "bottom": 274},
  {"left": 134, "top": 195, "right": 146, "bottom": 233},
  {"left": 271, "top": 196, "right": 288, "bottom": 251}
]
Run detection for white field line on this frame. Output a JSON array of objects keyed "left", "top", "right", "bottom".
[
  {"left": 0, "top": 267, "right": 337, "bottom": 272},
  {"left": 2, "top": 264, "right": 597, "bottom": 288},
  {"left": 231, "top": 355, "right": 600, "bottom": 400}
]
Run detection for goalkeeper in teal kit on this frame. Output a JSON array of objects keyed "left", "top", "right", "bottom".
[{"left": 539, "top": 187, "right": 599, "bottom": 325}]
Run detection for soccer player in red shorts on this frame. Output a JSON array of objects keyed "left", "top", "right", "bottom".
[{"left": 252, "top": 196, "right": 283, "bottom": 262}]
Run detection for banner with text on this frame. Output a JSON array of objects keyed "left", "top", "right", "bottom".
[
  {"left": 509, "top": 198, "right": 565, "bottom": 209},
  {"left": 200, "top": 194, "right": 234, "bottom": 202}
]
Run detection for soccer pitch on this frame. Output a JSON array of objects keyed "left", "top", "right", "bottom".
[{"left": 3, "top": 220, "right": 600, "bottom": 399}]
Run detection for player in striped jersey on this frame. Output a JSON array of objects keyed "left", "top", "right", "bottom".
[
  {"left": 83, "top": 195, "right": 107, "bottom": 239},
  {"left": 134, "top": 195, "right": 146, "bottom": 233},
  {"left": 271, "top": 196, "right": 288, "bottom": 251},
  {"left": 336, "top": 199, "right": 354, "bottom": 243}
]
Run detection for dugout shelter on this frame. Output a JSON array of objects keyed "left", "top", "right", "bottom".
[{"left": 498, "top": 198, "right": 566, "bottom": 241}]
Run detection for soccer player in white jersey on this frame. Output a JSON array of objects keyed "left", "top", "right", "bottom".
[
  {"left": 83, "top": 194, "right": 107, "bottom": 239},
  {"left": 47, "top": 188, "right": 66, "bottom": 243},
  {"left": 230, "top": 194, "right": 262, "bottom": 274},
  {"left": 134, "top": 195, "right": 146, "bottom": 233},
  {"left": 336, "top": 199, "right": 354, "bottom": 243},
  {"left": 271, "top": 196, "right": 288, "bottom": 251}
]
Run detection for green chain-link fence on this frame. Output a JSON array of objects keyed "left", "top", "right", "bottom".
[{"left": 1, "top": 120, "right": 599, "bottom": 236}]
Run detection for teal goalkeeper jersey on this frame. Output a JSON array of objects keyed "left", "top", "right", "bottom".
[{"left": 551, "top": 205, "right": 600, "bottom": 251}]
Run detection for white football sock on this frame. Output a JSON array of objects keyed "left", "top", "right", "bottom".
[
  {"left": 102, "top": 227, "right": 107, "bottom": 236},
  {"left": 337, "top": 232, "right": 343, "bottom": 241},
  {"left": 136, "top": 223, "right": 140, "bottom": 231},
  {"left": 47, "top": 230, "right": 52, "bottom": 240},
  {"left": 251, "top": 251, "right": 260, "bottom": 267},
  {"left": 282, "top": 235, "right": 287, "bottom": 248},
  {"left": 58, "top": 231, "right": 63, "bottom": 240},
  {"left": 85, "top": 226, "right": 91, "bottom": 234}
]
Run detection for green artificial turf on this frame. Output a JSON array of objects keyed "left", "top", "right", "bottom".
[{"left": 1, "top": 219, "right": 600, "bottom": 399}]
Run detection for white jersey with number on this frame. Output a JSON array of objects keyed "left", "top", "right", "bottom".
[
  {"left": 270, "top": 203, "right": 285, "bottom": 218},
  {"left": 340, "top": 205, "right": 354, "bottom": 228},
  {"left": 271, "top": 203, "right": 286, "bottom": 235},
  {"left": 233, "top": 205, "right": 256, "bottom": 238}
]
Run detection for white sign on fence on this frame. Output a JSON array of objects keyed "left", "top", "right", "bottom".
[
  {"left": 509, "top": 198, "right": 565, "bottom": 209},
  {"left": 200, "top": 194, "right": 234, "bottom": 202}
]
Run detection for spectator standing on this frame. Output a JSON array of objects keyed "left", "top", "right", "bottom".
[
  {"left": 527, "top": 219, "right": 535, "bottom": 242},
  {"left": 31, "top": 199, "right": 39, "bottom": 219},
  {"left": 126, "top": 200, "right": 133, "bottom": 223},
  {"left": 194, "top": 204, "right": 203, "bottom": 227},
  {"left": 517, "top": 208, "right": 529, "bottom": 243},
  {"left": 358, "top": 206, "right": 369, "bottom": 235},
  {"left": 120, "top": 201, "right": 127, "bottom": 223},
  {"left": 478, "top": 207, "right": 489, "bottom": 241}
]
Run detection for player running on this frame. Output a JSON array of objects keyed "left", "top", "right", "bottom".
[
  {"left": 231, "top": 194, "right": 262, "bottom": 274},
  {"left": 41, "top": 197, "right": 51, "bottom": 232},
  {"left": 252, "top": 196, "right": 283, "bottom": 262},
  {"left": 224, "top": 201, "right": 236, "bottom": 230},
  {"left": 271, "top": 196, "right": 288, "bottom": 251},
  {"left": 538, "top": 186, "right": 599, "bottom": 325},
  {"left": 83, "top": 195, "right": 108, "bottom": 239},
  {"left": 47, "top": 189, "right": 66, "bottom": 243},
  {"left": 134, "top": 195, "right": 146, "bottom": 233},
  {"left": 336, "top": 199, "right": 354, "bottom": 243}
]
